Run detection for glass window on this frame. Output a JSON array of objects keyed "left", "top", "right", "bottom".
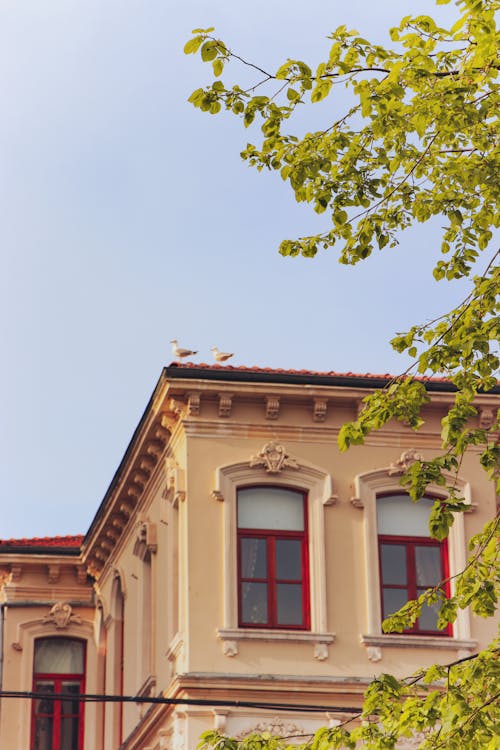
[
  {"left": 31, "top": 639, "right": 85, "bottom": 750},
  {"left": 237, "top": 487, "right": 309, "bottom": 629},
  {"left": 377, "top": 494, "right": 449, "bottom": 636}
]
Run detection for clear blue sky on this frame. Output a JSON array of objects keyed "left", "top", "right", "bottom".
[{"left": 2, "top": 0, "right": 469, "bottom": 538}]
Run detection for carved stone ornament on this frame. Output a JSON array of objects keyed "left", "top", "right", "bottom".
[
  {"left": 479, "top": 407, "right": 496, "bottom": 430},
  {"left": 314, "top": 642, "right": 329, "bottom": 661},
  {"left": 249, "top": 441, "right": 299, "bottom": 475},
  {"left": 222, "top": 639, "right": 238, "bottom": 657},
  {"left": 388, "top": 448, "right": 424, "bottom": 476},
  {"left": 265, "top": 396, "right": 280, "bottom": 420},
  {"left": 236, "top": 718, "right": 302, "bottom": 740},
  {"left": 42, "top": 602, "right": 82, "bottom": 629},
  {"left": 366, "top": 646, "right": 382, "bottom": 663}
]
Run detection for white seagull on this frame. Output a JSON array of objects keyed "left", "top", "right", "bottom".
[
  {"left": 211, "top": 346, "right": 234, "bottom": 363},
  {"left": 170, "top": 339, "right": 198, "bottom": 361}
]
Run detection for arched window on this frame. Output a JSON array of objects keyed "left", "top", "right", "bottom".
[
  {"left": 377, "top": 494, "right": 450, "bottom": 635},
  {"left": 31, "top": 638, "right": 85, "bottom": 750},
  {"left": 237, "top": 487, "right": 309, "bottom": 629}
]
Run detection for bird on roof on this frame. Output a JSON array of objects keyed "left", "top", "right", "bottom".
[
  {"left": 211, "top": 346, "right": 234, "bottom": 363},
  {"left": 170, "top": 339, "right": 198, "bottom": 360}
]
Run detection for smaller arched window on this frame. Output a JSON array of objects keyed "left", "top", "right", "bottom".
[
  {"left": 31, "top": 637, "right": 85, "bottom": 750},
  {"left": 237, "top": 486, "right": 309, "bottom": 629},
  {"left": 377, "top": 494, "right": 450, "bottom": 636}
]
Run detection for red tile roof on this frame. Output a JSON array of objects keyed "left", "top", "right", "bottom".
[{"left": 0, "top": 535, "right": 83, "bottom": 549}]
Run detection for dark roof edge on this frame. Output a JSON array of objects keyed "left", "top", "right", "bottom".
[
  {"left": 164, "top": 365, "right": 500, "bottom": 394},
  {"left": 0, "top": 545, "right": 81, "bottom": 556},
  {"left": 164, "top": 365, "right": 455, "bottom": 392}
]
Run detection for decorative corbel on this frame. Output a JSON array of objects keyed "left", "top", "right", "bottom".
[
  {"left": 75, "top": 565, "right": 88, "bottom": 584},
  {"left": 210, "top": 490, "right": 224, "bottom": 502},
  {"left": 366, "top": 646, "right": 382, "bottom": 663},
  {"left": 350, "top": 497, "right": 364, "bottom": 509},
  {"left": 187, "top": 391, "right": 201, "bottom": 417},
  {"left": 218, "top": 393, "right": 233, "bottom": 418},
  {"left": 139, "top": 455, "right": 156, "bottom": 476},
  {"left": 479, "top": 407, "right": 496, "bottom": 430},
  {"left": 146, "top": 440, "right": 163, "bottom": 461},
  {"left": 47, "top": 564, "right": 60, "bottom": 584},
  {"left": 265, "top": 395, "right": 280, "bottom": 420},
  {"left": 11, "top": 565, "right": 23, "bottom": 583},
  {"left": 313, "top": 398, "right": 328, "bottom": 422},
  {"left": 222, "top": 640, "right": 238, "bottom": 657},
  {"left": 119, "top": 500, "right": 135, "bottom": 518},
  {"left": 314, "top": 642, "right": 329, "bottom": 661}
]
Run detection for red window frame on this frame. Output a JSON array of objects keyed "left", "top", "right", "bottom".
[
  {"left": 378, "top": 534, "right": 451, "bottom": 636},
  {"left": 237, "top": 486, "right": 310, "bottom": 630},
  {"left": 31, "top": 639, "right": 86, "bottom": 750}
]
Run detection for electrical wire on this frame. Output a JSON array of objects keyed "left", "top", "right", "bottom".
[{"left": 0, "top": 689, "right": 361, "bottom": 714}]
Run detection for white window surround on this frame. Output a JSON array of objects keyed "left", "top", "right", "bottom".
[
  {"left": 351, "top": 467, "right": 477, "bottom": 661},
  {"left": 212, "top": 456, "right": 337, "bottom": 660}
]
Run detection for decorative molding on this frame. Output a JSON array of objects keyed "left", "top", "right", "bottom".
[
  {"left": 169, "top": 398, "right": 186, "bottom": 418},
  {"left": 388, "top": 448, "right": 424, "bottom": 476},
  {"left": 235, "top": 718, "right": 302, "bottom": 740},
  {"left": 361, "top": 634, "right": 477, "bottom": 651},
  {"left": 479, "top": 407, "right": 496, "bottom": 429},
  {"left": 350, "top": 496, "right": 364, "bottom": 509},
  {"left": 366, "top": 646, "right": 382, "bottom": 663},
  {"left": 47, "top": 564, "right": 60, "bottom": 584},
  {"left": 210, "top": 490, "right": 224, "bottom": 503},
  {"left": 218, "top": 392, "right": 234, "bottom": 418},
  {"left": 42, "top": 602, "right": 82, "bottom": 629},
  {"left": 163, "top": 459, "right": 186, "bottom": 508},
  {"left": 133, "top": 522, "right": 158, "bottom": 561},
  {"left": 249, "top": 441, "right": 299, "bottom": 475},
  {"left": 222, "top": 639, "right": 238, "bottom": 657},
  {"left": 139, "top": 455, "right": 156, "bottom": 475},
  {"left": 12, "top": 642, "right": 22, "bottom": 651},
  {"left": 313, "top": 398, "right": 328, "bottom": 422},
  {"left": 154, "top": 424, "right": 170, "bottom": 445},
  {"left": 119, "top": 500, "right": 134, "bottom": 518},
  {"left": 11, "top": 565, "right": 23, "bottom": 583},
  {"left": 314, "top": 642, "right": 329, "bottom": 661},
  {"left": 188, "top": 391, "right": 201, "bottom": 417},
  {"left": 75, "top": 565, "right": 87, "bottom": 584},
  {"left": 217, "top": 628, "right": 335, "bottom": 660},
  {"left": 265, "top": 396, "right": 280, "bottom": 420},
  {"left": 146, "top": 439, "right": 163, "bottom": 460}
]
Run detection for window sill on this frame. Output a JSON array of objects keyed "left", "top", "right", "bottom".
[
  {"left": 361, "top": 634, "right": 477, "bottom": 662},
  {"left": 217, "top": 627, "right": 335, "bottom": 661}
]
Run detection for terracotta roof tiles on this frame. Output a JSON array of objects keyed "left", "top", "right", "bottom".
[{"left": 0, "top": 535, "right": 83, "bottom": 549}]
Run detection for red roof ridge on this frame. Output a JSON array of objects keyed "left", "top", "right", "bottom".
[{"left": 0, "top": 534, "right": 84, "bottom": 548}]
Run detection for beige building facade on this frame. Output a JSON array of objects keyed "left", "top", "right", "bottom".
[{"left": 1, "top": 363, "right": 498, "bottom": 749}]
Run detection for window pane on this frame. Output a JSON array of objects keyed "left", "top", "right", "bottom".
[
  {"left": 238, "top": 488, "right": 304, "bottom": 531},
  {"left": 241, "top": 538, "right": 267, "bottom": 578},
  {"left": 382, "top": 588, "right": 408, "bottom": 619},
  {"left": 61, "top": 682, "right": 81, "bottom": 716},
  {"left": 241, "top": 582, "right": 268, "bottom": 623},
  {"left": 276, "top": 584, "right": 303, "bottom": 626},
  {"left": 415, "top": 545, "right": 442, "bottom": 586},
  {"left": 276, "top": 539, "right": 302, "bottom": 580},
  {"left": 34, "top": 716, "right": 53, "bottom": 750},
  {"left": 34, "top": 682, "right": 55, "bottom": 716},
  {"left": 418, "top": 596, "right": 440, "bottom": 632},
  {"left": 377, "top": 495, "right": 434, "bottom": 536},
  {"left": 60, "top": 716, "right": 80, "bottom": 750},
  {"left": 34, "top": 639, "right": 84, "bottom": 674},
  {"left": 380, "top": 544, "right": 407, "bottom": 585}
]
